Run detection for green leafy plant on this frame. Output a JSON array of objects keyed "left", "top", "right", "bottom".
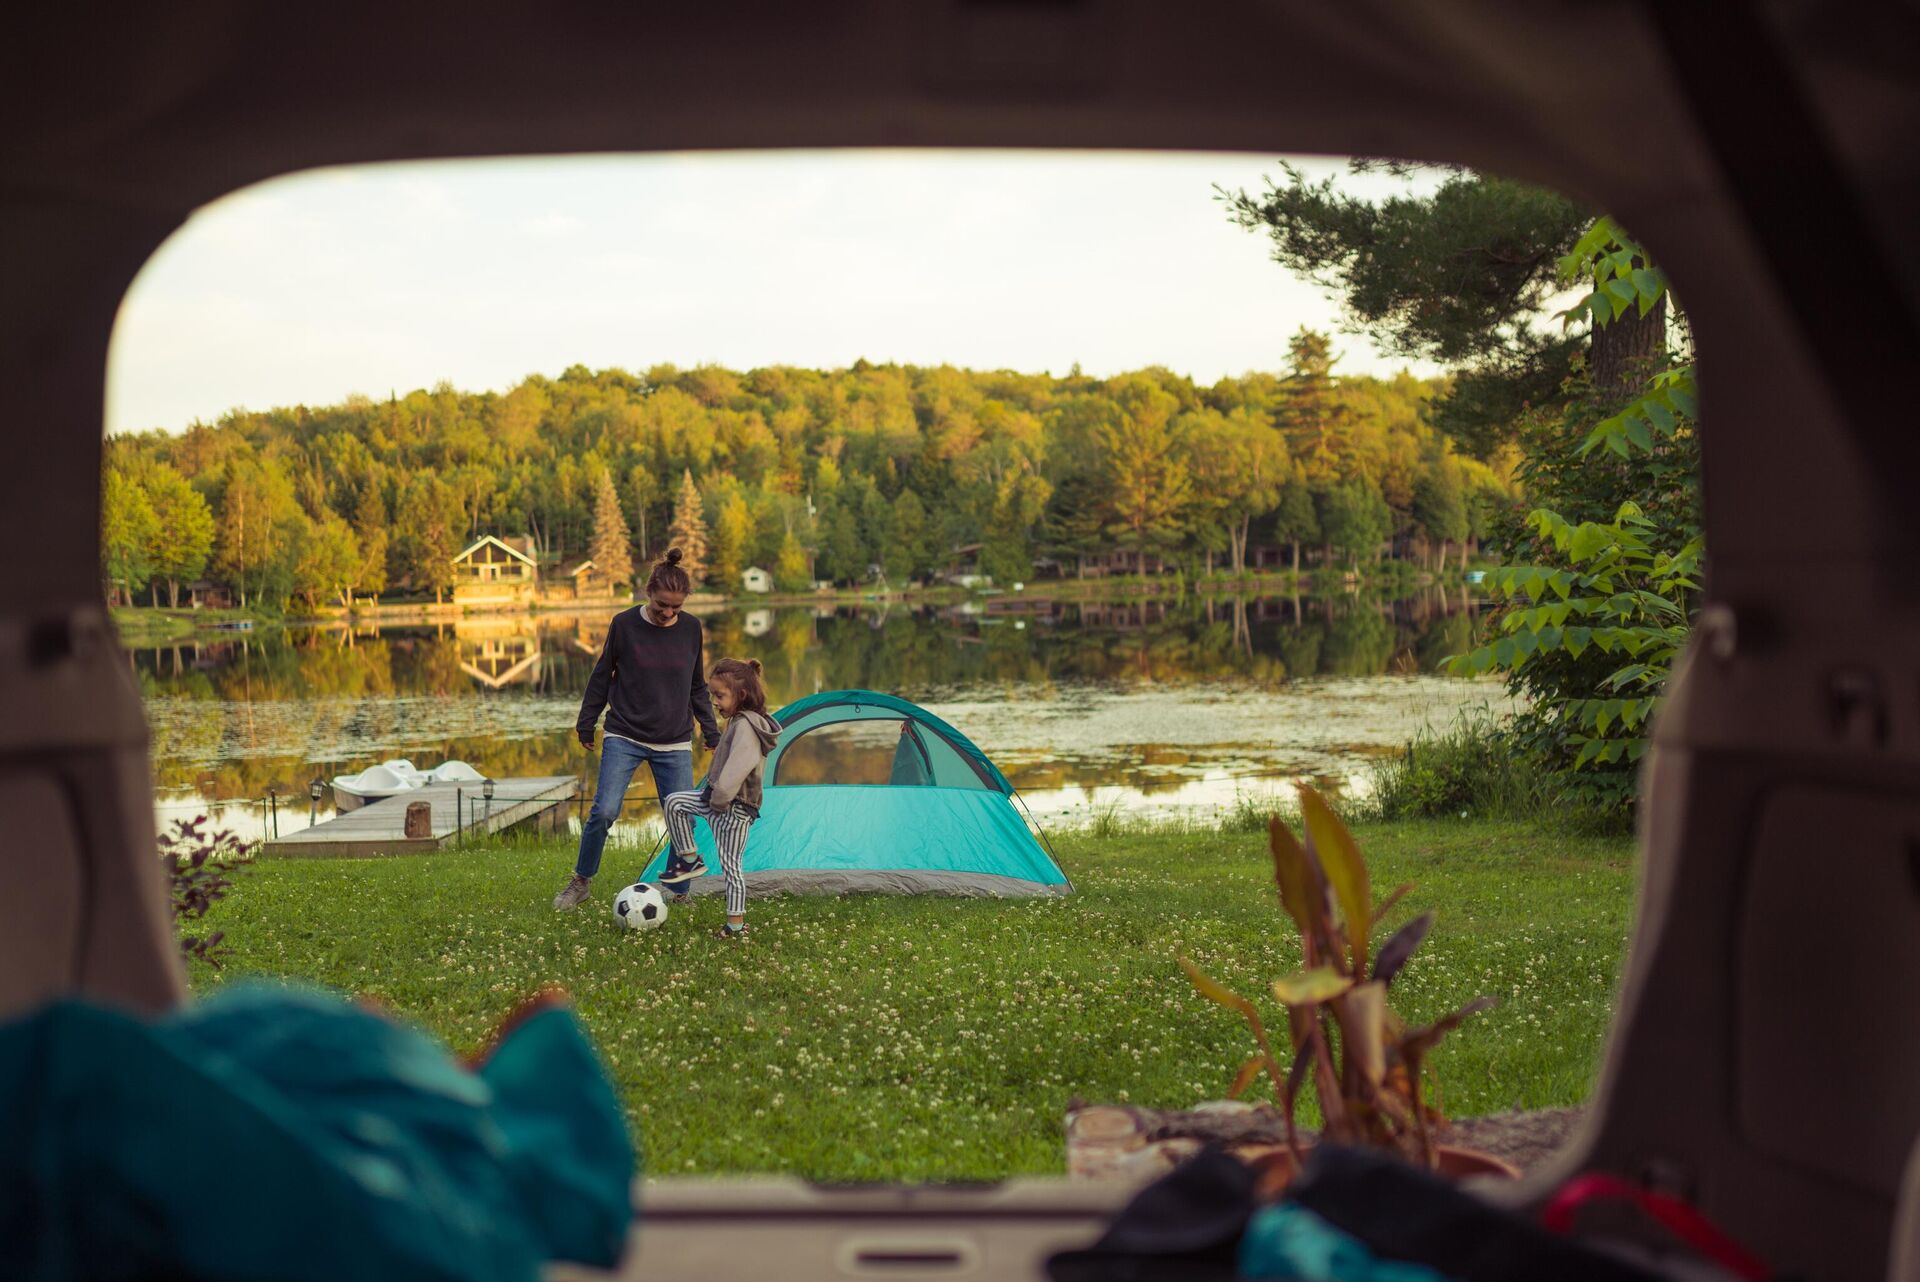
[
  {"left": 1450, "top": 502, "right": 1699, "bottom": 779},
  {"left": 1181, "top": 786, "right": 1495, "bottom": 1168},
  {"left": 1368, "top": 710, "right": 1555, "bottom": 822},
  {"left": 1461, "top": 217, "right": 1702, "bottom": 814}
]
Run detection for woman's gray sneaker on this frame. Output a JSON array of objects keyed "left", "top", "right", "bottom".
[{"left": 552, "top": 874, "right": 593, "bottom": 910}]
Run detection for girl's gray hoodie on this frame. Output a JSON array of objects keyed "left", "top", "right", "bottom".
[{"left": 704, "top": 709, "right": 781, "bottom": 816}]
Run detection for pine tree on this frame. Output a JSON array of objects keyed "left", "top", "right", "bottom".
[
  {"left": 588, "top": 468, "right": 636, "bottom": 590},
  {"left": 886, "top": 487, "right": 928, "bottom": 582},
  {"left": 1276, "top": 329, "right": 1351, "bottom": 483},
  {"left": 666, "top": 468, "right": 708, "bottom": 587}
]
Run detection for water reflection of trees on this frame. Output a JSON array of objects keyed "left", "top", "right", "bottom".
[{"left": 133, "top": 589, "right": 1484, "bottom": 798}]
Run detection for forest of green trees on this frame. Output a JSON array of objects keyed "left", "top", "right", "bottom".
[{"left": 102, "top": 329, "right": 1520, "bottom": 612}]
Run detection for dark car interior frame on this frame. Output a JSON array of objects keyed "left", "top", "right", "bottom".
[{"left": 3, "top": 3, "right": 1917, "bottom": 1280}]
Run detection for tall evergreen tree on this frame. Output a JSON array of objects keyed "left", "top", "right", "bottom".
[
  {"left": 889, "top": 487, "right": 931, "bottom": 582},
  {"left": 817, "top": 500, "right": 864, "bottom": 584},
  {"left": 588, "top": 468, "right": 636, "bottom": 590},
  {"left": 1222, "top": 163, "right": 1662, "bottom": 453},
  {"left": 1275, "top": 329, "right": 1351, "bottom": 483},
  {"left": 1039, "top": 471, "right": 1107, "bottom": 578},
  {"left": 665, "top": 468, "right": 708, "bottom": 587}
]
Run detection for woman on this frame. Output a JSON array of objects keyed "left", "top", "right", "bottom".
[{"left": 552, "top": 548, "right": 720, "bottom": 910}]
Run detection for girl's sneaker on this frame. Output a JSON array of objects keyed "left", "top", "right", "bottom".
[
  {"left": 658, "top": 853, "right": 709, "bottom": 884},
  {"left": 716, "top": 923, "right": 749, "bottom": 940}
]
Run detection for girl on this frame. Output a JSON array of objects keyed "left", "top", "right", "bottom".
[
  {"left": 658, "top": 657, "right": 779, "bottom": 938},
  {"left": 553, "top": 548, "right": 721, "bottom": 911}
]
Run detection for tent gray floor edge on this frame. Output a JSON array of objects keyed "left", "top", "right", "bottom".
[{"left": 667, "top": 869, "right": 1071, "bottom": 899}]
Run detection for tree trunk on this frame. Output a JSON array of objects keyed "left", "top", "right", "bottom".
[
  {"left": 168, "top": 577, "right": 179, "bottom": 608},
  {"left": 1590, "top": 291, "right": 1668, "bottom": 405},
  {"left": 1290, "top": 540, "right": 1300, "bottom": 573},
  {"left": 1204, "top": 548, "right": 1213, "bottom": 576}
]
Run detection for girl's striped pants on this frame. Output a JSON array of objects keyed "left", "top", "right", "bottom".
[{"left": 661, "top": 790, "right": 753, "bottom": 916}]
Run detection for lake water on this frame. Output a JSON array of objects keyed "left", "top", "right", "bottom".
[{"left": 133, "top": 588, "right": 1515, "bottom": 847}]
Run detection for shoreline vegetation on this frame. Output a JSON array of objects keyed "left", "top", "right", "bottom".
[
  {"left": 105, "top": 354, "right": 1514, "bottom": 628},
  {"left": 112, "top": 564, "right": 1490, "bottom": 644},
  {"left": 189, "top": 811, "right": 1632, "bottom": 1180}
]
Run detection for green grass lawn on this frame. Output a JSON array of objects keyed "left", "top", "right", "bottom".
[
  {"left": 190, "top": 818, "right": 1636, "bottom": 1181},
  {"left": 113, "top": 605, "right": 266, "bottom": 644}
]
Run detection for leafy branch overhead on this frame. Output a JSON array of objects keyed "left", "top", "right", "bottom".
[
  {"left": 1551, "top": 218, "right": 1697, "bottom": 461},
  {"left": 1457, "top": 215, "right": 1702, "bottom": 788}
]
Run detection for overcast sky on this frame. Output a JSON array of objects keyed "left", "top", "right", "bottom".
[{"left": 106, "top": 150, "right": 1447, "bottom": 436}]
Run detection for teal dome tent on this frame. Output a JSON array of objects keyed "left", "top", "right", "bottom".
[{"left": 639, "top": 690, "right": 1069, "bottom": 898}]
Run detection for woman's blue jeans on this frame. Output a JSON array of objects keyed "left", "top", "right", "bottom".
[{"left": 574, "top": 737, "right": 693, "bottom": 878}]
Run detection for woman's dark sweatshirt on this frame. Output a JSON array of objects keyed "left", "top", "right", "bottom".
[{"left": 575, "top": 606, "right": 720, "bottom": 748}]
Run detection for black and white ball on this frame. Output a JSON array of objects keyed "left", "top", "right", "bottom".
[{"left": 613, "top": 881, "right": 669, "bottom": 930}]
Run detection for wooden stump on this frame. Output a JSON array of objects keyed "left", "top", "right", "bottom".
[{"left": 403, "top": 800, "right": 432, "bottom": 838}]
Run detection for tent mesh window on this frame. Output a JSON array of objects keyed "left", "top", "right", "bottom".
[{"left": 774, "top": 720, "right": 933, "bottom": 787}]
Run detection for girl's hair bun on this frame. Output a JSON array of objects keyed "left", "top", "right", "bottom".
[
  {"left": 664, "top": 548, "right": 683, "bottom": 565},
  {"left": 748, "top": 658, "right": 763, "bottom": 674}
]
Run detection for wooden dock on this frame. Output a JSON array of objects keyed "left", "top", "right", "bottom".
[{"left": 262, "top": 776, "right": 579, "bottom": 858}]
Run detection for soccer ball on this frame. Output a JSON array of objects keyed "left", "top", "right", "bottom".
[{"left": 613, "top": 881, "right": 669, "bottom": 930}]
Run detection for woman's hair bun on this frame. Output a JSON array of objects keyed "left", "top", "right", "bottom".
[{"left": 664, "top": 548, "right": 683, "bottom": 565}]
